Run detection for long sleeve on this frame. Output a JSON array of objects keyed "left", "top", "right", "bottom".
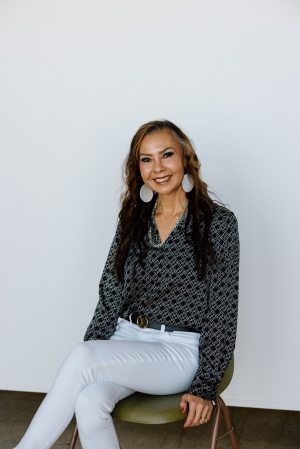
[
  {"left": 187, "top": 209, "right": 240, "bottom": 400},
  {"left": 84, "top": 226, "right": 124, "bottom": 341}
]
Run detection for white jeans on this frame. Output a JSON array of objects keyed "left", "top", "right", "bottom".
[{"left": 15, "top": 319, "right": 200, "bottom": 449}]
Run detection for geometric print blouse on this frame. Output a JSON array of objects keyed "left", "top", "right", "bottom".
[{"left": 84, "top": 203, "right": 240, "bottom": 400}]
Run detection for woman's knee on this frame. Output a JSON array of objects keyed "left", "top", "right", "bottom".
[
  {"left": 58, "top": 341, "right": 100, "bottom": 382},
  {"left": 66, "top": 341, "right": 97, "bottom": 366}
]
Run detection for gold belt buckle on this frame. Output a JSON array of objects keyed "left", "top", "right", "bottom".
[{"left": 136, "top": 315, "right": 149, "bottom": 329}]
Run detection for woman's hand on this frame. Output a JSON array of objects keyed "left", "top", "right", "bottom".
[{"left": 180, "top": 394, "right": 213, "bottom": 428}]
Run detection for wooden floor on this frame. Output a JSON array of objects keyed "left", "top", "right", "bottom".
[{"left": 1, "top": 390, "right": 299, "bottom": 449}]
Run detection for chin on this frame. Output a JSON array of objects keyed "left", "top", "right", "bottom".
[{"left": 156, "top": 187, "right": 180, "bottom": 196}]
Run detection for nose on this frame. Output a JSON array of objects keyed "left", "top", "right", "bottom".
[{"left": 152, "top": 157, "right": 165, "bottom": 173}]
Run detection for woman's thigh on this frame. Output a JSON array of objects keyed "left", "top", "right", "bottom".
[
  {"left": 63, "top": 320, "right": 199, "bottom": 396},
  {"left": 68, "top": 338, "right": 198, "bottom": 395}
]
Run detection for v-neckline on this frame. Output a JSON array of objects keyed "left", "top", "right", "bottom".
[{"left": 150, "top": 201, "right": 188, "bottom": 247}]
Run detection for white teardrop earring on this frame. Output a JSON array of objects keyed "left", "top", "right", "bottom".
[
  {"left": 182, "top": 174, "right": 194, "bottom": 193},
  {"left": 140, "top": 184, "right": 154, "bottom": 202}
]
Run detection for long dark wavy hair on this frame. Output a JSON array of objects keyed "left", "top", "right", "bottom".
[{"left": 113, "top": 120, "right": 216, "bottom": 282}]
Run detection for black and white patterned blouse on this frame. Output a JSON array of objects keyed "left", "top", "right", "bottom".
[{"left": 84, "top": 203, "right": 239, "bottom": 400}]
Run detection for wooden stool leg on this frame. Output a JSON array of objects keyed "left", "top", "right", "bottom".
[
  {"left": 68, "top": 422, "right": 78, "bottom": 449},
  {"left": 209, "top": 397, "right": 222, "bottom": 449},
  {"left": 218, "top": 397, "right": 239, "bottom": 449}
]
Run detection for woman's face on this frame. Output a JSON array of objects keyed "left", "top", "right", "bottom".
[{"left": 139, "top": 131, "right": 185, "bottom": 196}]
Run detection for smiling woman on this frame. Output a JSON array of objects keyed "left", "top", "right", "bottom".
[
  {"left": 14, "top": 120, "right": 239, "bottom": 449},
  {"left": 115, "top": 120, "right": 218, "bottom": 283},
  {"left": 139, "top": 132, "right": 185, "bottom": 184},
  {"left": 139, "top": 132, "right": 187, "bottom": 242}
]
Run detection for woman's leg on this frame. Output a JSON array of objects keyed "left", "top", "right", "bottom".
[
  {"left": 15, "top": 323, "right": 199, "bottom": 449},
  {"left": 75, "top": 381, "right": 134, "bottom": 449}
]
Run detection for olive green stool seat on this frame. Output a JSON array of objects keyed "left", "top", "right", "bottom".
[
  {"left": 111, "top": 357, "right": 234, "bottom": 425},
  {"left": 68, "top": 357, "right": 238, "bottom": 449}
]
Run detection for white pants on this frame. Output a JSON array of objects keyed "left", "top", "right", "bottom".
[{"left": 15, "top": 319, "right": 200, "bottom": 449}]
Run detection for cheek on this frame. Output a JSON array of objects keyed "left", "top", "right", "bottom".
[
  {"left": 168, "top": 156, "right": 185, "bottom": 174},
  {"left": 139, "top": 163, "right": 149, "bottom": 181}
]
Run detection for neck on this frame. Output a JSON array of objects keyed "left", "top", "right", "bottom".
[{"left": 155, "top": 189, "right": 187, "bottom": 217}]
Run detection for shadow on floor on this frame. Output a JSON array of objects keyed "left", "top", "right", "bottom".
[{"left": 0, "top": 390, "right": 299, "bottom": 449}]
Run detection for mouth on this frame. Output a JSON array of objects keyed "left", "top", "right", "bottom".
[{"left": 153, "top": 175, "right": 172, "bottom": 185}]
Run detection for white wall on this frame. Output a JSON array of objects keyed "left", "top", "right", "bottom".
[{"left": 1, "top": 0, "right": 300, "bottom": 411}]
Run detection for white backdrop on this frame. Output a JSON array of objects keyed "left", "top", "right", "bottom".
[{"left": 1, "top": 0, "right": 300, "bottom": 411}]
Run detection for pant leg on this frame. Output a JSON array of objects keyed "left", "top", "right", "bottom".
[
  {"left": 15, "top": 331, "right": 199, "bottom": 449},
  {"left": 75, "top": 381, "right": 134, "bottom": 449}
]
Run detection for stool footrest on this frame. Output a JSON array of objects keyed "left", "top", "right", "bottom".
[{"left": 217, "top": 426, "right": 234, "bottom": 440}]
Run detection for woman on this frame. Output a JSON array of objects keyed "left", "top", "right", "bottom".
[{"left": 15, "top": 120, "right": 239, "bottom": 449}]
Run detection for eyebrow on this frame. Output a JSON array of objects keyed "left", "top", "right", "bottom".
[{"left": 139, "top": 147, "right": 175, "bottom": 157}]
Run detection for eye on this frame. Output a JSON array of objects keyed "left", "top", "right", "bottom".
[
  {"left": 140, "top": 157, "right": 151, "bottom": 163},
  {"left": 163, "top": 152, "right": 174, "bottom": 158}
]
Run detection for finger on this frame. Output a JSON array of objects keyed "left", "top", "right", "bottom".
[
  {"left": 200, "top": 413, "right": 209, "bottom": 425},
  {"left": 180, "top": 394, "right": 189, "bottom": 407},
  {"left": 180, "top": 395, "right": 189, "bottom": 413},
  {"left": 180, "top": 404, "right": 187, "bottom": 413},
  {"left": 203, "top": 401, "right": 213, "bottom": 420},
  {"left": 183, "top": 403, "right": 197, "bottom": 428},
  {"left": 206, "top": 403, "right": 214, "bottom": 421},
  {"left": 200, "top": 409, "right": 209, "bottom": 424},
  {"left": 191, "top": 405, "right": 203, "bottom": 427}
]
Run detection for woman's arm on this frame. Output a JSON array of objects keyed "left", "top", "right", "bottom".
[
  {"left": 183, "top": 208, "right": 240, "bottom": 426},
  {"left": 84, "top": 226, "right": 124, "bottom": 341}
]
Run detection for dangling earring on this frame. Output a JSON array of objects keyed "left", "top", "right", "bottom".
[
  {"left": 182, "top": 174, "right": 194, "bottom": 193},
  {"left": 140, "top": 184, "right": 154, "bottom": 202}
]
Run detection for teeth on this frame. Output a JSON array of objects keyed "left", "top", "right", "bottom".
[{"left": 155, "top": 176, "right": 171, "bottom": 183}]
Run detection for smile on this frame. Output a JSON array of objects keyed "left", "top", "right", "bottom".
[{"left": 153, "top": 175, "right": 172, "bottom": 184}]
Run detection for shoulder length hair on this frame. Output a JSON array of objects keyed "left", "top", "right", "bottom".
[{"left": 113, "top": 120, "right": 215, "bottom": 282}]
